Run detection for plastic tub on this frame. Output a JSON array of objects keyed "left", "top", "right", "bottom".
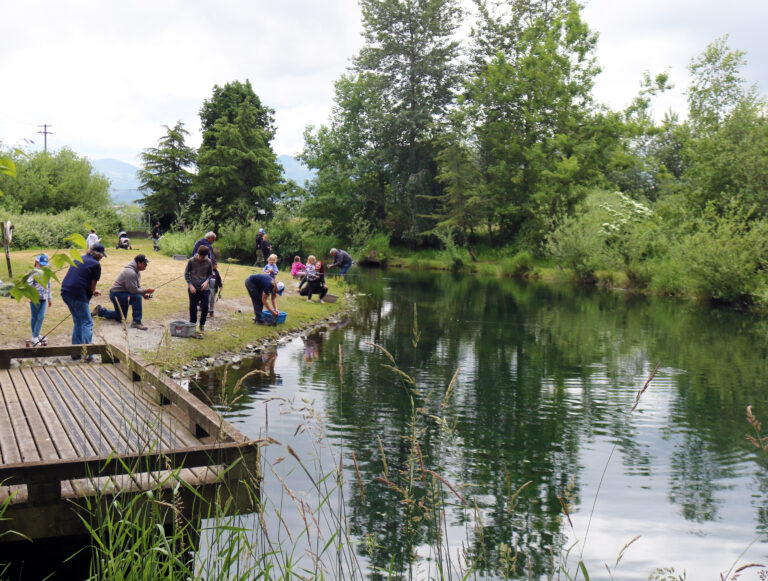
[
  {"left": 169, "top": 320, "right": 197, "bottom": 337},
  {"left": 261, "top": 310, "right": 288, "bottom": 325}
]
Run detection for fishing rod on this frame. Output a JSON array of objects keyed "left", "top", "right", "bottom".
[
  {"left": 28, "top": 312, "right": 72, "bottom": 348},
  {"left": 216, "top": 259, "right": 233, "bottom": 302}
]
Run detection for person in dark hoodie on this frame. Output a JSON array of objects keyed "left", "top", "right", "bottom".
[
  {"left": 185, "top": 245, "right": 213, "bottom": 336},
  {"left": 93, "top": 254, "right": 154, "bottom": 330}
]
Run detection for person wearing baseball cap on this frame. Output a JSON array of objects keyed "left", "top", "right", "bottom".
[
  {"left": 60, "top": 243, "right": 107, "bottom": 358},
  {"left": 244, "top": 274, "right": 283, "bottom": 325},
  {"left": 93, "top": 254, "right": 154, "bottom": 330},
  {"left": 26, "top": 253, "right": 52, "bottom": 346}
]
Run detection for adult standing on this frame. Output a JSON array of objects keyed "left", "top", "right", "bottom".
[
  {"left": 244, "top": 273, "right": 283, "bottom": 325},
  {"left": 260, "top": 233, "right": 272, "bottom": 263},
  {"left": 185, "top": 245, "right": 213, "bottom": 336},
  {"left": 329, "top": 248, "right": 353, "bottom": 279},
  {"left": 151, "top": 222, "right": 161, "bottom": 251},
  {"left": 193, "top": 231, "right": 217, "bottom": 318},
  {"left": 85, "top": 229, "right": 101, "bottom": 250},
  {"left": 60, "top": 244, "right": 106, "bottom": 357},
  {"left": 254, "top": 228, "right": 265, "bottom": 266},
  {"left": 93, "top": 254, "right": 154, "bottom": 330}
]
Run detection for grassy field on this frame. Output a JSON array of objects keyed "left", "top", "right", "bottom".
[{"left": 0, "top": 239, "right": 347, "bottom": 365}]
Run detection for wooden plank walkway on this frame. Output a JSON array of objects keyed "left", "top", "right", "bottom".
[{"left": 0, "top": 344, "right": 260, "bottom": 541}]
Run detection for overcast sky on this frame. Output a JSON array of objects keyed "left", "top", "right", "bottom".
[{"left": 1, "top": 1, "right": 766, "bottom": 167}]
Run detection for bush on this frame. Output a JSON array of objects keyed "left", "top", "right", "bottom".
[
  {"left": 677, "top": 213, "right": 768, "bottom": 302},
  {"left": 500, "top": 250, "right": 535, "bottom": 278},
  {"left": 5, "top": 207, "right": 121, "bottom": 250},
  {"left": 157, "top": 231, "right": 198, "bottom": 257}
]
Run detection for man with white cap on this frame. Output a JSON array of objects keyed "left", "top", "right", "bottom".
[{"left": 244, "top": 273, "right": 283, "bottom": 325}]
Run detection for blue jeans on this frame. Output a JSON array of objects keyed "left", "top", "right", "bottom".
[
  {"left": 101, "top": 290, "right": 143, "bottom": 323},
  {"left": 338, "top": 263, "right": 351, "bottom": 279},
  {"left": 30, "top": 300, "right": 48, "bottom": 337},
  {"left": 62, "top": 295, "right": 93, "bottom": 345}
]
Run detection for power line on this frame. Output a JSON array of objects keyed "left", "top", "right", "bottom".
[{"left": 37, "top": 124, "right": 53, "bottom": 152}]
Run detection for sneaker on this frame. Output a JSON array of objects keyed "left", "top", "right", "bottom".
[
  {"left": 91, "top": 305, "right": 103, "bottom": 317},
  {"left": 307, "top": 299, "right": 313, "bottom": 303},
  {"left": 319, "top": 299, "right": 324, "bottom": 304},
  {"left": 131, "top": 322, "right": 148, "bottom": 330}
]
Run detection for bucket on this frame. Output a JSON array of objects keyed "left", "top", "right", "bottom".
[
  {"left": 261, "top": 310, "right": 288, "bottom": 325},
  {"left": 169, "top": 320, "right": 197, "bottom": 337},
  {"left": 323, "top": 294, "right": 338, "bottom": 303}
]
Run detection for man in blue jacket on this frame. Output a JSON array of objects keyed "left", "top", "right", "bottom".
[{"left": 60, "top": 244, "right": 106, "bottom": 358}]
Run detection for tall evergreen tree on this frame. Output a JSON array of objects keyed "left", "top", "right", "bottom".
[
  {"left": 195, "top": 80, "right": 282, "bottom": 225},
  {"left": 137, "top": 121, "right": 196, "bottom": 227}
]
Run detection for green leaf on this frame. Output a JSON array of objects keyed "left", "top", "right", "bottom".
[
  {"left": 64, "top": 233, "right": 87, "bottom": 249},
  {"left": 51, "top": 253, "right": 77, "bottom": 269},
  {"left": 579, "top": 560, "right": 591, "bottom": 581},
  {"left": 69, "top": 248, "right": 84, "bottom": 263}
]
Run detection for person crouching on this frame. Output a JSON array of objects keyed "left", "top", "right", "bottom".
[
  {"left": 245, "top": 273, "right": 284, "bottom": 325},
  {"left": 93, "top": 254, "right": 154, "bottom": 330},
  {"left": 185, "top": 245, "right": 213, "bottom": 336}
]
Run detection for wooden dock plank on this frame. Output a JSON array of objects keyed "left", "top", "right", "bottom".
[
  {"left": 3, "top": 369, "right": 42, "bottom": 463},
  {"left": 0, "top": 371, "right": 22, "bottom": 464},
  {"left": 19, "top": 368, "right": 79, "bottom": 461},
  {"left": 34, "top": 368, "right": 96, "bottom": 457},
  {"left": 91, "top": 365, "right": 190, "bottom": 450},
  {"left": 57, "top": 366, "right": 137, "bottom": 454},
  {"left": 43, "top": 367, "right": 121, "bottom": 455},
  {"left": 8, "top": 369, "right": 57, "bottom": 461}
]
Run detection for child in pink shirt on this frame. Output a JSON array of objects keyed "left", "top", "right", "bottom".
[{"left": 291, "top": 256, "right": 305, "bottom": 279}]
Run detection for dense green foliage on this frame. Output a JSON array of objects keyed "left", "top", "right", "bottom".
[
  {"left": 137, "top": 121, "right": 196, "bottom": 227},
  {"left": 194, "top": 80, "right": 282, "bottom": 225},
  {"left": 0, "top": 148, "right": 111, "bottom": 213}
]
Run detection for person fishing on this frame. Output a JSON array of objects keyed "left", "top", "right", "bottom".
[
  {"left": 328, "top": 248, "right": 353, "bottom": 279},
  {"left": 27, "top": 253, "right": 52, "bottom": 347},
  {"left": 244, "top": 273, "right": 283, "bottom": 325},
  {"left": 185, "top": 245, "right": 213, "bottom": 337},
  {"left": 60, "top": 243, "right": 106, "bottom": 359},
  {"left": 92, "top": 254, "right": 154, "bottom": 330}
]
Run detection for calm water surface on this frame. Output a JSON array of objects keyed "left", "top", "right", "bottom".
[{"left": 195, "top": 270, "right": 768, "bottom": 579}]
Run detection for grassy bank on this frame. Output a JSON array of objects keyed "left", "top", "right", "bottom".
[{"left": 0, "top": 240, "right": 348, "bottom": 366}]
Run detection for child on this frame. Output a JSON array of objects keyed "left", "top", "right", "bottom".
[
  {"left": 302, "top": 255, "right": 327, "bottom": 303},
  {"left": 263, "top": 254, "right": 279, "bottom": 278},
  {"left": 291, "top": 256, "right": 305, "bottom": 279},
  {"left": 28, "top": 253, "right": 52, "bottom": 346}
]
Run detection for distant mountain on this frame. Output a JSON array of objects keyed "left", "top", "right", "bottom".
[
  {"left": 91, "top": 155, "right": 315, "bottom": 205},
  {"left": 278, "top": 155, "right": 316, "bottom": 186},
  {"left": 92, "top": 158, "right": 141, "bottom": 205}
]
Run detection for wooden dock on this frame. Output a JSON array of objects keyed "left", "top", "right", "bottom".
[{"left": 0, "top": 344, "right": 259, "bottom": 542}]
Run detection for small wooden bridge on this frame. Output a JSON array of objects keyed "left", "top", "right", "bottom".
[{"left": 0, "top": 344, "right": 259, "bottom": 542}]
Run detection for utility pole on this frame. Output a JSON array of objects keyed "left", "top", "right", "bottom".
[{"left": 37, "top": 124, "right": 53, "bottom": 152}]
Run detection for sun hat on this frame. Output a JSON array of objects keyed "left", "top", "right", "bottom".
[{"left": 36, "top": 253, "right": 49, "bottom": 267}]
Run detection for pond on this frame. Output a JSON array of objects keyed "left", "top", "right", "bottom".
[{"left": 194, "top": 269, "right": 768, "bottom": 580}]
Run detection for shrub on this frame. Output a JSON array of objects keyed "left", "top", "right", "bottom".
[
  {"left": 678, "top": 213, "right": 768, "bottom": 303},
  {"left": 500, "top": 250, "right": 536, "bottom": 278},
  {"left": 157, "top": 231, "right": 198, "bottom": 257},
  {"left": 5, "top": 207, "right": 121, "bottom": 250}
]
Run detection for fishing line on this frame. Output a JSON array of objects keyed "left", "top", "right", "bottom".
[{"left": 29, "top": 312, "right": 72, "bottom": 348}]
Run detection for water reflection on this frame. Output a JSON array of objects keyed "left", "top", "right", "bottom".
[{"left": 196, "top": 270, "right": 768, "bottom": 579}]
